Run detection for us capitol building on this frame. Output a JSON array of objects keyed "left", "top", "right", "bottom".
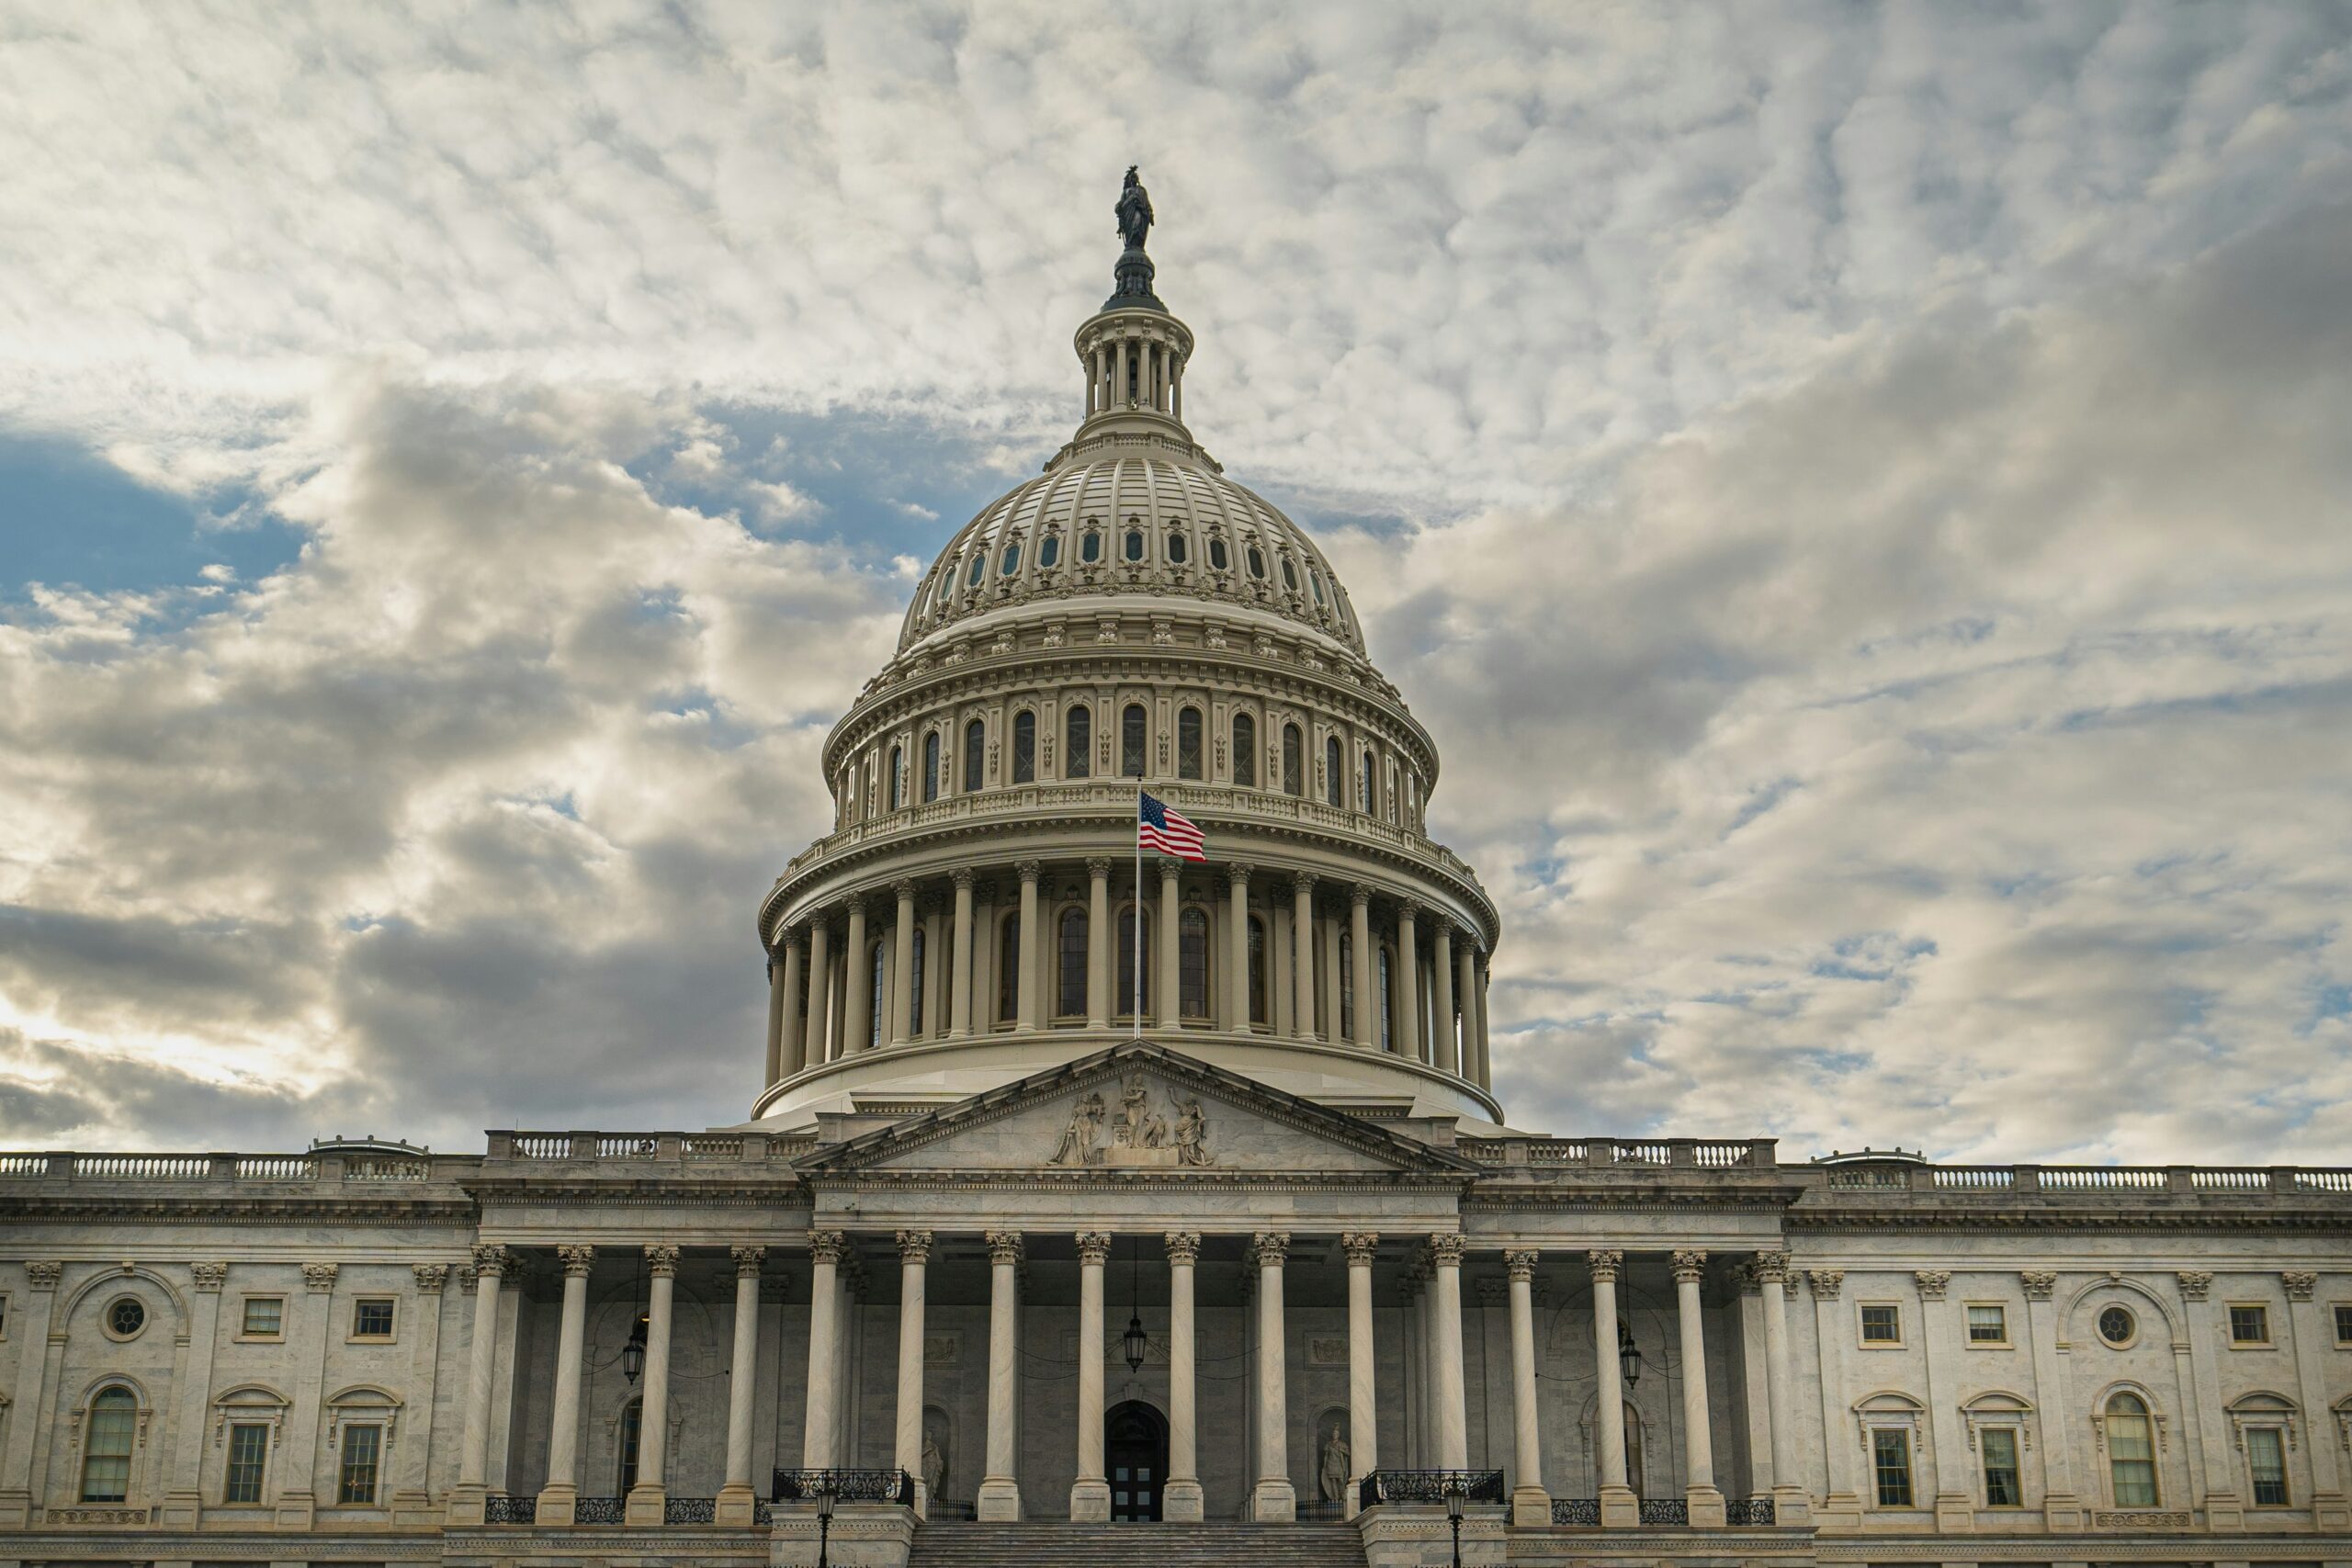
[{"left": 4, "top": 175, "right": 2348, "bottom": 1568}]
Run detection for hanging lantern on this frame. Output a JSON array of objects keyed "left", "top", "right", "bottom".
[
  {"left": 1617, "top": 1317, "right": 1643, "bottom": 1389},
  {"left": 623, "top": 1313, "right": 649, "bottom": 1383},
  {"left": 1124, "top": 1311, "right": 1148, "bottom": 1373}
]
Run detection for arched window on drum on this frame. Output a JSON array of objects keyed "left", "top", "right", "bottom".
[
  {"left": 1122, "top": 704, "right": 1148, "bottom": 778},
  {"left": 964, "top": 718, "right": 987, "bottom": 795},
  {"left": 1177, "top": 706, "right": 1204, "bottom": 780},
  {"left": 1231, "top": 713, "right": 1256, "bottom": 786},
  {"left": 1057, "top": 908, "right": 1088, "bottom": 1019},
  {"left": 1283, "top": 724, "right": 1304, "bottom": 797},
  {"left": 1012, "top": 710, "right": 1036, "bottom": 784},
  {"left": 1066, "top": 705, "right": 1091, "bottom": 778},
  {"left": 1178, "top": 908, "right": 1211, "bottom": 1019}
]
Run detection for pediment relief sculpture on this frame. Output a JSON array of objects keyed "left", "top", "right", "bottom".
[{"left": 1048, "top": 1077, "right": 1213, "bottom": 1169}]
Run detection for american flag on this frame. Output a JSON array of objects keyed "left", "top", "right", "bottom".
[{"left": 1137, "top": 791, "right": 1207, "bottom": 862}]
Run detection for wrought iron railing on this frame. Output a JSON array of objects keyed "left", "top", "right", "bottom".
[
  {"left": 771, "top": 1467, "right": 916, "bottom": 1506},
  {"left": 574, "top": 1495, "right": 626, "bottom": 1524},
  {"left": 1550, "top": 1497, "right": 1600, "bottom": 1525},
  {"left": 753, "top": 1498, "right": 775, "bottom": 1525},
  {"left": 1357, "top": 1469, "right": 1506, "bottom": 1508},
  {"left": 664, "top": 1495, "right": 717, "bottom": 1524},
  {"left": 1639, "top": 1497, "right": 1690, "bottom": 1525},
  {"left": 1725, "top": 1496, "right": 1777, "bottom": 1526},
  {"left": 483, "top": 1493, "right": 537, "bottom": 1524}
]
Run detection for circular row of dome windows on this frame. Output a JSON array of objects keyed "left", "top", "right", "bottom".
[{"left": 932, "top": 522, "right": 1333, "bottom": 615}]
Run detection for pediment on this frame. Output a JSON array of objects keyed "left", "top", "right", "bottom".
[{"left": 797, "top": 1043, "right": 1477, "bottom": 1180}]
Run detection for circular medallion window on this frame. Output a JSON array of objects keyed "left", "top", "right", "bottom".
[
  {"left": 2098, "top": 1304, "right": 2137, "bottom": 1347},
  {"left": 105, "top": 1295, "right": 148, "bottom": 1339}
]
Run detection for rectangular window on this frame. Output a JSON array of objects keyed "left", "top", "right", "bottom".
[
  {"left": 1872, "top": 1428, "right": 1915, "bottom": 1507},
  {"left": 2246, "top": 1426, "right": 2289, "bottom": 1506},
  {"left": 337, "top": 1424, "right": 382, "bottom": 1505},
  {"left": 1981, "top": 1427, "right": 2022, "bottom": 1506},
  {"left": 2336, "top": 1303, "right": 2352, "bottom": 1345},
  {"left": 1860, "top": 1303, "right": 1902, "bottom": 1344},
  {"left": 1966, "top": 1303, "right": 2008, "bottom": 1344},
  {"left": 2230, "top": 1303, "right": 2271, "bottom": 1344},
  {"left": 351, "top": 1298, "right": 395, "bottom": 1338},
  {"left": 223, "top": 1422, "right": 269, "bottom": 1504},
  {"left": 242, "top": 1296, "right": 283, "bottom": 1337}
]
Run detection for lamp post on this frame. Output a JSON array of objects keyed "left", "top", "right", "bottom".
[
  {"left": 815, "top": 1480, "right": 836, "bottom": 1568},
  {"left": 1445, "top": 1481, "right": 1465, "bottom": 1568}
]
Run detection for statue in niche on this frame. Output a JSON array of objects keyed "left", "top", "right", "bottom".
[
  {"left": 922, "top": 1427, "right": 946, "bottom": 1503},
  {"left": 1048, "top": 1091, "right": 1106, "bottom": 1167},
  {"left": 1116, "top": 164, "right": 1153, "bottom": 252},
  {"left": 1319, "top": 1417, "right": 1351, "bottom": 1504},
  {"left": 1173, "top": 1098, "right": 1214, "bottom": 1167}
]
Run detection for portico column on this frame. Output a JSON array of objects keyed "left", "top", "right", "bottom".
[
  {"left": 1395, "top": 902, "right": 1421, "bottom": 1062},
  {"left": 447, "top": 1244, "right": 508, "bottom": 1524},
  {"left": 1430, "top": 1235, "right": 1468, "bottom": 1470},
  {"left": 1505, "top": 1250, "right": 1549, "bottom": 1526},
  {"left": 978, "top": 1233, "right": 1023, "bottom": 1519},
  {"left": 1291, "top": 875, "right": 1318, "bottom": 1040},
  {"left": 1251, "top": 1232, "right": 1296, "bottom": 1520},
  {"left": 1071, "top": 1232, "right": 1113, "bottom": 1520},
  {"left": 1430, "top": 920, "right": 1457, "bottom": 1076},
  {"left": 1350, "top": 886, "right": 1375, "bottom": 1047},
  {"left": 894, "top": 1232, "right": 933, "bottom": 1516},
  {"left": 1227, "top": 863, "right": 1254, "bottom": 1028},
  {"left": 842, "top": 897, "right": 872, "bottom": 1053},
  {"left": 1673, "top": 1250, "right": 1726, "bottom": 1527},
  {"left": 1163, "top": 1232, "right": 1205, "bottom": 1521},
  {"left": 718, "top": 1247, "right": 766, "bottom": 1525},
  {"left": 1158, "top": 861, "right": 1182, "bottom": 1024},
  {"left": 949, "top": 869, "right": 976, "bottom": 1037},
  {"left": 891, "top": 882, "right": 918, "bottom": 1044},
  {"left": 537, "top": 1246, "right": 594, "bottom": 1524},
  {"left": 806, "top": 919, "right": 833, "bottom": 1063},
  {"left": 1343, "top": 1233, "right": 1379, "bottom": 1517},
  {"left": 1087, "top": 858, "right": 1112, "bottom": 1028},
  {"left": 1015, "top": 861, "right": 1042, "bottom": 1030},
  {"left": 801, "top": 1231, "right": 845, "bottom": 1468},
  {"left": 1758, "top": 1251, "right": 1812, "bottom": 1524},
  {"left": 1591, "top": 1249, "right": 1637, "bottom": 1527},
  {"left": 775, "top": 931, "right": 807, "bottom": 1079},
  {"left": 623, "top": 1245, "right": 679, "bottom": 1525}
]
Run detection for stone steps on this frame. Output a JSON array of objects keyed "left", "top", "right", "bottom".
[{"left": 907, "top": 1519, "right": 1367, "bottom": 1568}]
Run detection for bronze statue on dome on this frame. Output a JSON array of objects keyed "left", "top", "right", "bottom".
[{"left": 1116, "top": 165, "right": 1154, "bottom": 252}]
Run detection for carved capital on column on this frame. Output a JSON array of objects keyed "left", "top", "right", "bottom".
[
  {"left": 1351, "top": 883, "right": 1373, "bottom": 908},
  {"left": 2177, "top": 1269, "right": 2213, "bottom": 1302},
  {"left": 1086, "top": 857, "right": 1114, "bottom": 880},
  {"left": 2283, "top": 1269, "right": 2318, "bottom": 1302},
  {"left": 413, "top": 1263, "right": 449, "bottom": 1294},
  {"left": 1295, "top": 872, "right": 1318, "bottom": 897},
  {"left": 1075, "top": 1231, "right": 1114, "bottom": 1266},
  {"left": 1586, "top": 1248, "right": 1623, "bottom": 1284},
  {"left": 1163, "top": 1231, "right": 1201, "bottom": 1267},
  {"left": 557, "top": 1245, "right": 596, "bottom": 1279},
  {"left": 1227, "top": 861, "right": 1253, "bottom": 886},
  {"left": 1670, "top": 1249, "right": 1707, "bottom": 1284},
  {"left": 27, "top": 1260, "right": 62, "bottom": 1291},
  {"left": 1250, "top": 1231, "right": 1290, "bottom": 1269},
  {"left": 1428, "top": 1233, "right": 1466, "bottom": 1269},
  {"left": 301, "top": 1261, "right": 339, "bottom": 1292},
  {"left": 986, "top": 1230, "right": 1023, "bottom": 1265},
  {"left": 893, "top": 879, "right": 919, "bottom": 902},
  {"left": 1341, "top": 1231, "right": 1380, "bottom": 1267},
  {"left": 896, "top": 1230, "right": 933, "bottom": 1265},
  {"left": 808, "top": 1230, "right": 847, "bottom": 1266},
  {"left": 1476, "top": 1277, "right": 1510, "bottom": 1307},
  {"left": 189, "top": 1261, "right": 228, "bottom": 1292},
  {"left": 470, "top": 1244, "right": 510, "bottom": 1280},
  {"left": 1806, "top": 1269, "right": 1845, "bottom": 1299},
  {"left": 951, "top": 867, "right": 977, "bottom": 891},
  {"left": 1752, "top": 1250, "right": 1791, "bottom": 1285},
  {"left": 1399, "top": 897, "right": 1424, "bottom": 922},
  {"left": 1015, "top": 860, "right": 1042, "bottom": 886},
  {"left": 731, "top": 1245, "right": 768, "bottom": 1279},
  {"left": 2018, "top": 1269, "right": 2057, "bottom": 1301},
  {"left": 844, "top": 894, "right": 868, "bottom": 919},
  {"left": 1913, "top": 1269, "right": 1951, "bottom": 1301},
  {"left": 644, "top": 1244, "right": 681, "bottom": 1277},
  {"left": 1505, "top": 1249, "right": 1539, "bottom": 1282}
]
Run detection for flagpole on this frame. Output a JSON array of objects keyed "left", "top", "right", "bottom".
[{"left": 1133, "top": 784, "right": 1143, "bottom": 1041}]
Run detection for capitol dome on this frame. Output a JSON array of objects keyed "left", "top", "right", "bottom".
[{"left": 752, "top": 177, "right": 1500, "bottom": 1128}]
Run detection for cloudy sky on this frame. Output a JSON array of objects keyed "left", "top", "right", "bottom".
[{"left": 3, "top": 2, "right": 2349, "bottom": 1163}]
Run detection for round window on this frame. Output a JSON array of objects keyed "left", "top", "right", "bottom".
[
  {"left": 107, "top": 1296, "right": 147, "bottom": 1338},
  {"left": 2098, "top": 1304, "right": 2136, "bottom": 1346}
]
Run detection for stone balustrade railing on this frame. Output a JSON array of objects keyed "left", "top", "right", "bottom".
[
  {"left": 489, "top": 1130, "right": 818, "bottom": 1164},
  {"left": 0, "top": 1150, "right": 470, "bottom": 1184}
]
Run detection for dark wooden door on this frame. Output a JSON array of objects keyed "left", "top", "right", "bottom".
[{"left": 1105, "top": 1401, "right": 1168, "bottom": 1522}]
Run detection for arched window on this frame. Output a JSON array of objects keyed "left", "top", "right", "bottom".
[
  {"left": 1378, "top": 944, "right": 1394, "bottom": 1051},
  {"left": 888, "top": 744, "right": 904, "bottom": 809},
  {"left": 1358, "top": 750, "right": 1375, "bottom": 813},
  {"left": 922, "top": 732, "right": 941, "bottom": 803},
  {"left": 909, "top": 929, "right": 926, "bottom": 1036},
  {"left": 1283, "top": 723, "right": 1304, "bottom": 796},
  {"left": 1012, "top": 711, "right": 1036, "bottom": 784},
  {"left": 1232, "top": 713, "right": 1256, "bottom": 786},
  {"left": 1058, "top": 908, "right": 1088, "bottom": 1018},
  {"left": 1178, "top": 707, "right": 1204, "bottom": 779},
  {"left": 1067, "top": 705, "right": 1091, "bottom": 778},
  {"left": 1116, "top": 906, "right": 1152, "bottom": 1018},
  {"left": 81, "top": 1386, "right": 138, "bottom": 1502},
  {"left": 1339, "top": 931, "right": 1355, "bottom": 1039},
  {"left": 1125, "top": 527, "right": 1145, "bottom": 562},
  {"left": 1040, "top": 533, "right": 1061, "bottom": 569},
  {"left": 1121, "top": 705, "right": 1148, "bottom": 778},
  {"left": 1247, "top": 915, "right": 1269, "bottom": 1025},
  {"left": 617, "top": 1396, "right": 644, "bottom": 1495},
  {"left": 1081, "top": 529, "right": 1102, "bottom": 564},
  {"left": 1208, "top": 537, "right": 1230, "bottom": 571},
  {"left": 964, "top": 718, "right": 986, "bottom": 794},
  {"left": 2106, "top": 1393, "right": 2159, "bottom": 1506},
  {"left": 1179, "top": 908, "right": 1210, "bottom": 1019},
  {"left": 1168, "top": 531, "right": 1188, "bottom": 565},
  {"left": 869, "top": 942, "right": 886, "bottom": 1049},
  {"left": 1325, "top": 736, "right": 1343, "bottom": 806},
  {"left": 998, "top": 913, "right": 1021, "bottom": 1024}
]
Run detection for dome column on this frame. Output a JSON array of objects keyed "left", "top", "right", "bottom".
[
  {"left": 1158, "top": 861, "right": 1182, "bottom": 1026},
  {"left": 949, "top": 870, "right": 976, "bottom": 1038},
  {"left": 1086, "top": 858, "right": 1112, "bottom": 1029},
  {"left": 1457, "top": 942, "right": 1481, "bottom": 1081},
  {"left": 842, "top": 897, "right": 871, "bottom": 1055},
  {"left": 1431, "top": 919, "right": 1457, "bottom": 1077},
  {"left": 772, "top": 928, "right": 806, "bottom": 1080},
  {"left": 890, "top": 883, "right": 918, "bottom": 1045},
  {"left": 806, "top": 918, "right": 832, "bottom": 1066},
  {"left": 1396, "top": 901, "right": 1421, "bottom": 1063},
  {"left": 1350, "top": 886, "right": 1375, "bottom": 1049},
  {"left": 1015, "top": 861, "right": 1042, "bottom": 1031},
  {"left": 1292, "top": 874, "right": 1318, "bottom": 1041},
  {"left": 1227, "top": 863, "right": 1253, "bottom": 1030}
]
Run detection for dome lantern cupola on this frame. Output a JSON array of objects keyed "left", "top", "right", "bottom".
[{"left": 1076, "top": 166, "right": 1194, "bottom": 439}]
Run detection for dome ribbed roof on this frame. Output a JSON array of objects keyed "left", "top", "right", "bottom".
[{"left": 898, "top": 440, "right": 1365, "bottom": 657}]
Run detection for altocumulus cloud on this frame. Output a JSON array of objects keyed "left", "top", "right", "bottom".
[{"left": 0, "top": 3, "right": 2348, "bottom": 1156}]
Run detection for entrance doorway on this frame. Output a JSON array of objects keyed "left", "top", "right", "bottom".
[{"left": 1105, "top": 1400, "right": 1169, "bottom": 1521}]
